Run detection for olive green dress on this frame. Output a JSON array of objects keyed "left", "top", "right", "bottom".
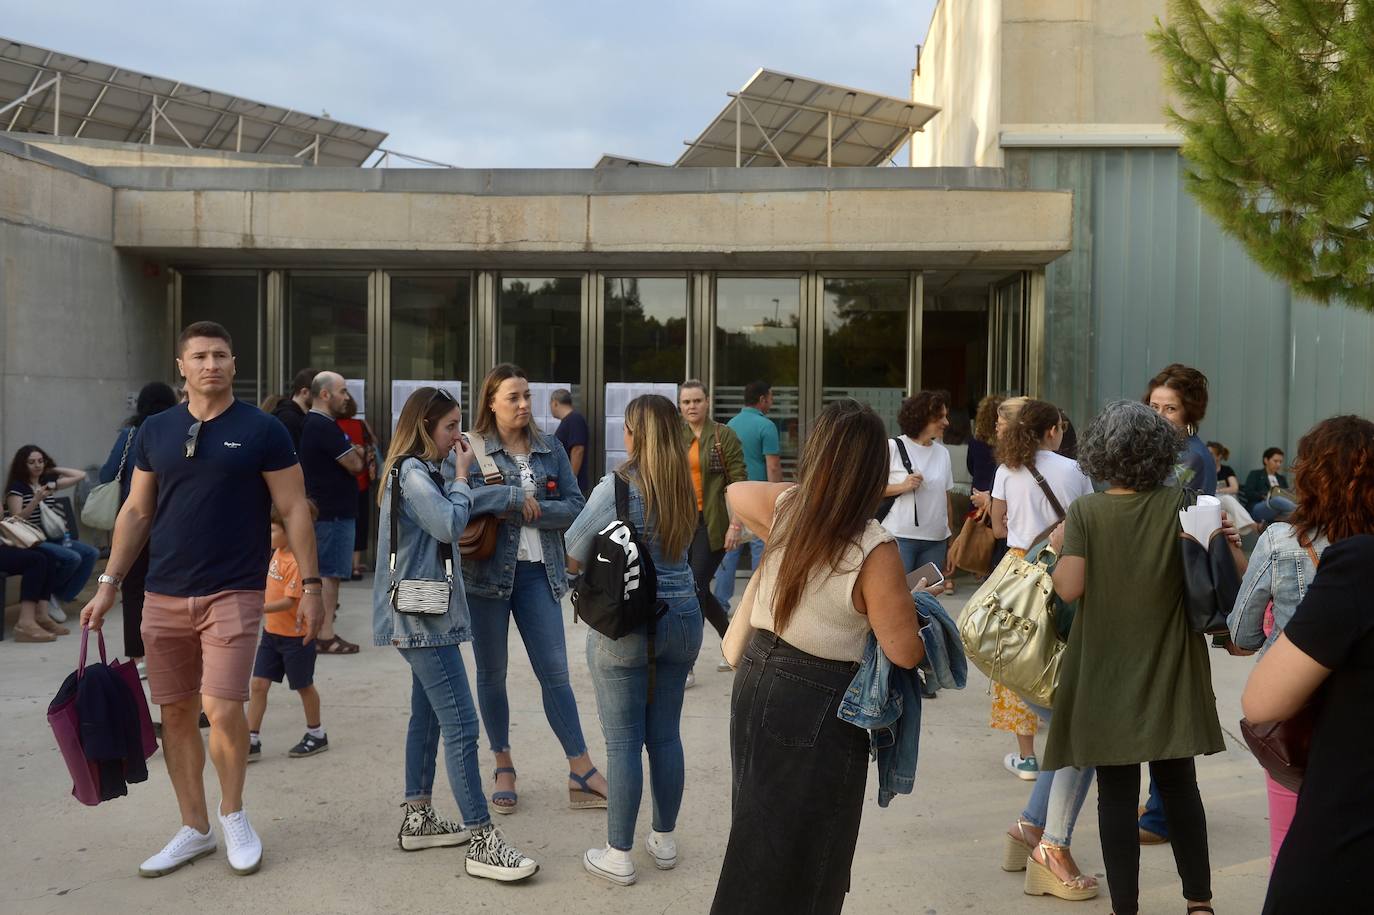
[{"left": 1043, "top": 486, "right": 1224, "bottom": 770}]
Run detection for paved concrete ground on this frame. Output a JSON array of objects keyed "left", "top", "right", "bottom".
[{"left": 2, "top": 578, "right": 1271, "bottom": 914}]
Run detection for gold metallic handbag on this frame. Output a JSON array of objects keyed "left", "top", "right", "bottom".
[{"left": 956, "top": 545, "right": 1064, "bottom": 708}]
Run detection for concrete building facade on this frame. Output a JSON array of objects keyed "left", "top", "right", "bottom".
[{"left": 913, "top": 0, "right": 1374, "bottom": 469}]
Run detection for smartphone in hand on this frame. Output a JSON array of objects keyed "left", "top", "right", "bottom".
[{"left": 906, "top": 562, "right": 945, "bottom": 592}]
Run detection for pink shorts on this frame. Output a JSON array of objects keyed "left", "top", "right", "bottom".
[{"left": 142, "top": 590, "right": 264, "bottom": 704}]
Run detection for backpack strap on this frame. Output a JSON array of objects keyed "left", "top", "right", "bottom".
[
  {"left": 464, "top": 433, "right": 504, "bottom": 484},
  {"left": 893, "top": 437, "right": 918, "bottom": 527},
  {"left": 613, "top": 472, "right": 631, "bottom": 521}
]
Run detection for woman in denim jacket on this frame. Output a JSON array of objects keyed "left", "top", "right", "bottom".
[
  {"left": 1228, "top": 415, "right": 1374, "bottom": 867},
  {"left": 566, "top": 394, "right": 702, "bottom": 886},
  {"left": 372, "top": 386, "right": 538, "bottom": 883},
  {"left": 462, "top": 364, "right": 603, "bottom": 814}
]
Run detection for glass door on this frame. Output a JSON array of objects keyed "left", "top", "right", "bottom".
[
  {"left": 285, "top": 273, "right": 370, "bottom": 414},
  {"left": 178, "top": 271, "right": 264, "bottom": 404},
  {"left": 387, "top": 274, "right": 471, "bottom": 433},
  {"left": 712, "top": 276, "right": 802, "bottom": 478},
  {"left": 497, "top": 275, "right": 583, "bottom": 438},
  {"left": 819, "top": 275, "right": 911, "bottom": 435}
]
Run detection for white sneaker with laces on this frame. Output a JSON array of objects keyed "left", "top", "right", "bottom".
[
  {"left": 48, "top": 598, "right": 67, "bottom": 623},
  {"left": 645, "top": 830, "right": 678, "bottom": 870},
  {"left": 1004, "top": 752, "right": 1041, "bottom": 782},
  {"left": 217, "top": 806, "right": 263, "bottom": 875},
  {"left": 465, "top": 824, "right": 538, "bottom": 882},
  {"left": 138, "top": 825, "right": 217, "bottom": 877},
  {"left": 584, "top": 844, "right": 636, "bottom": 885},
  {"left": 716, "top": 656, "right": 732, "bottom": 672}
]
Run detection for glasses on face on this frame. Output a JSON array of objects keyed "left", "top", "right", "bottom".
[{"left": 184, "top": 420, "right": 203, "bottom": 459}]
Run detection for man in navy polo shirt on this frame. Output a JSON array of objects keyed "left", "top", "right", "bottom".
[
  {"left": 298, "top": 370, "right": 366, "bottom": 654},
  {"left": 82, "top": 321, "right": 323, "bottom": 879}
]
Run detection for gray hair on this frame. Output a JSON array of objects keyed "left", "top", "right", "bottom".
[
  {"left": 1076, "top": 400, "right": 1184, "bottom": 491},
  {"left": 550, "top": 388, "right": 573, "bottom": 407},
  {"left": 679, "top": 379, "right": 706, "bottom": 395}
]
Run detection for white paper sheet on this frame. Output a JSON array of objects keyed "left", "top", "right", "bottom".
[{"left": 1179, "top": 494, "right": 1223, "bottom": 543}]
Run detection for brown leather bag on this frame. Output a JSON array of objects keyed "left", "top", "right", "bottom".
[
  {"left": 948, "top": 507, "right": 995, "bottom": 576},
  {"left": 460, "top": 432, "right": 504, "bottom": 561}
]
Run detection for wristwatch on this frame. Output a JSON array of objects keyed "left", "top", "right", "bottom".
[{"left": 97, "top": 573, "right": 123, "bottom": 588}]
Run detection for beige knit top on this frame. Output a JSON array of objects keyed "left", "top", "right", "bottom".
[{"left": 749, "top": 504, "right": 895, "bottom": 663}]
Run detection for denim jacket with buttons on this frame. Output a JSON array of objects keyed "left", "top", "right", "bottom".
[
  {"left": 460, "top": 430, "right": 586, "bottom": 601},
  {"left": 565, "top": 471, "right": 695, "bottom": 600},
  {"left": 1228, "top": 522, "right": 1329, "bottom": 653},
  {"left": 372, "top": 456, "right": 474, "bottom": 648},
  {"left": 838, "top": 592, "right": 966, "bottom": 807}
]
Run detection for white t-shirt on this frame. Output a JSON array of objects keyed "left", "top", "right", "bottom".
[
  {"left": 991, "top": 450, "right": 1094, "bottom": 550},
  {"left": 881, "top": 436, "right": 954, "bottom": 541},
  {"left": 512, "top": 453, "right": 544, "bottom": 563}
]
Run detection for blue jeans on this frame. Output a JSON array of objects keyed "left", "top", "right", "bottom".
[
  {"left": 712, "top": 538, "right": 764, "bottom": 615},
  {"left": 1020, "top": 701, "right": 1095, "bottom": 846},
  {"left": 895, "top": 537, "right": 947, "bottom": 575},
  {"left": 398, "top": 644, "right": 490, "bottom": 827},
  {"left": 586, "top": 594, "right": 703, "bottom": 850},
  {"left": 38, "top": 540, "right": 99, "bottom": 602},
  {"left": 1139, "top": 780, "right": 1169, "bottom": 838},
  {"left": 468, "top": 561, "right": 588, "bottom": 758},
  {"left": 1250, "top": 497, "right": 1297, "bottom": 526}
]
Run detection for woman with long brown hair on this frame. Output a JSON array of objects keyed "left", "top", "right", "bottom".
[
  {"left": 565, "top": 394, "right": 701, "bottom": 886},
  {"left": 1229, "top": 415, "right": 1374, "bottom": 869},
  {"left": 711, "top": 399, "right": 923, "bottom": 914},
  {"left": 372, "top": 385, "right": 539, "bottom": 882},
  {"left": 460, "top": 363, "right": 603, "bottom": 815}
]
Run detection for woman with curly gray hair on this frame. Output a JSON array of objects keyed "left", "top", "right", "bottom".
[{"left": 1042, "top": 400, "right": 1226, "bottom": 915}]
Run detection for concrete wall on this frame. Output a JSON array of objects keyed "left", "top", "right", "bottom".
[
  {"left": 10, "top": 135, "right": 306, "bottom": 170},
  {"left": 0, "top": 142, "right": 170, "bottom": 474},
  {"left": 914, "top": 0, "right": 1175, "bottom": 165},
  {"left": 911, "top": 0, "right": 1002, "bottom": 167}
]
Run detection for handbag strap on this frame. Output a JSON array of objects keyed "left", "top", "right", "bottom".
[
  {"left": 464, "top": 433, "right": 504, "bottom": 484},
  {"left": 114, "top": 427, "right": 135, "bottom": 483},
  {"left": 712, "top": 423, "right": 732, "bottom": 486},
  {"left": 1028, "top": 462, "right": 1066, "bottom": 521},
  {"left": 77, "top": 625, "right": 108, "bottom": 679},
  {"left": 388, "top": 462, "right": 454, "bottom": 578},
  {"left": 893, "top": 437, "right": 919, "bottom": 527}
]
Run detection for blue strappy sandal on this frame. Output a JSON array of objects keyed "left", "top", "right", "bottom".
[
  {"left": 491, "top": 767, "right": 517, "bottom": 815},
  {"left": 569, "top": 767, "right": 609, "bottom": 810}
]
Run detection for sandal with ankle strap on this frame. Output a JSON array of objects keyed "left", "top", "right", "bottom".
[
  {"left": 569, "top": 766, "right": 609, "bottom": 810},
  {"left": 491, "top": 767, "right": 517, "bottom": 814},
  {"left": 1024, "top": 842, "right": 1099, "bottom": 902},
  {"left": 1002, "top": 818, "right": 1039, "bottom": 872}
]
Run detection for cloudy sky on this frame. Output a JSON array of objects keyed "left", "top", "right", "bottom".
[{"left": 6, "top": 0, "right": 938, "bottom": 167}]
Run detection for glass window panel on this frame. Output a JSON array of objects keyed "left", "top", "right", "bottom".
[
  {"left": 287, "top": 275, "right": 369, "bottom": 391},
  {"left": 821, "top": 276, "right": 909, "bottom": 435},
  {"left": 498, "top": 276, "right": 582, "bottom": 384},
  {"left": 713, "top": 277, "right": 800, "bottom": 476},
  {"left": 390, "top": 274, "right": 471, "bottom": 430},
  {"left": 180, "top": 274, "right": 262, "bottom": 404},
  {"left": 602, "top": 277, "right": 688, "bottom": 383}
]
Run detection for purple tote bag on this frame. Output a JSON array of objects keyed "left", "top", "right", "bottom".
[{"left": 47, "top": 627, "right": 157, "bottom": 806}]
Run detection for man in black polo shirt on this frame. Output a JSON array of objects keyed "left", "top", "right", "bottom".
[
  {"left": 298, "top": 370, "right": 365, "bottom": 654},
  {"left": 82, "top": 321, "right": 322, "bottom": 879},
  {"left": 271, "top": 366, "right": 318, "bottom": 449}
]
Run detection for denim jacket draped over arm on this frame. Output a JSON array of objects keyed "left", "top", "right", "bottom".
[{"left": 1227, "top": 522, "right": 1327, "bottom": 653}]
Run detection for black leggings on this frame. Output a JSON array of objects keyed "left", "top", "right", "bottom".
[
  {"left": 688, "top": 514, "right": 729, "bottom": 639},
  {"left": 1097, "top": 757, "right": 1211, "bottom": 914}
]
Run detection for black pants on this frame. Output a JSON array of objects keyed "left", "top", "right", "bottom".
[
  {"left": 1097, "top": 757, "right": 1211, "bottom": 914},
  {"left": 712, "top": 632, "right": 868, "bottom": 915},
  {"left": 355, "top": 486, "right": 372, "bottom": 555},
  {"left": 120, "top": 545, "right": 150, "bottom": 658},
  {"left": 689, "top": 514, "right": 729, "bottom": 639},
  {"left": 0, "top": 545, "right": 54, "bottom": 602}
]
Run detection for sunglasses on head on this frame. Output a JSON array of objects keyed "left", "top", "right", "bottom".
[
  {"left": 427, "top": 387, "right": 456, "bottom": 409},
  {"left": 184, "top": 420, "right": 203, "bottom": 459}
]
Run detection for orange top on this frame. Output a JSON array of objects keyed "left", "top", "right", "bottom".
[
  {"left": 688, "top": 437, "right": 704, "bottom": 511},
  {"left": 263, "top": 546, "right": 305, "bottom": 637}
]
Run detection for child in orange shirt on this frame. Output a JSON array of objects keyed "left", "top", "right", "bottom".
[{"left": 248, "top": 505, "right": 329, "bottom": 760}]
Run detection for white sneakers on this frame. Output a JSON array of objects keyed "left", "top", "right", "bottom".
[
  {"left": 139, "top": 806, "right": 261, "bottom": 878},
  {"left": 47, "top": 598, "right": 67, "bottom": 623},
  {"left": 138, "top": 825, "right": 217, "bottom": 877},
  {"left": 645, "top": 830, "right": 678, "bottom": 870},
  {"left": 218, "top": 806, "right": 263, "bottom": 875},
  {"left": 584, "top": 845, "right": 637, "bottom": 886},
  {"left": 584, "top": 832, "right": 679, "bottom": 886}
]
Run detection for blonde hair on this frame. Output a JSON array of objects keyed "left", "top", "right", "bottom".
[
  {"left": 378, "top": 387, "right": 461, "bottom": 506},
  {"left": 620, "top": 394, "right": 695, "bottom": 559},
  {"left": 997, "top": 396, "right": 1029, "bottom": 426}
]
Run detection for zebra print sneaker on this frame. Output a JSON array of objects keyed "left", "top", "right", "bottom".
[
  {"left": 397, "top": 802, "right": 471, "bottom": 851},
  {"left": 464, "top": 824, "right": 539, "bottom": 882}
]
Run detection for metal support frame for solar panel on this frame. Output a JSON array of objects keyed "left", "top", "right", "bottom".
[
  {"left": 0, "top": 37, "right": 388, "bottom": 166},
  {"left": 678, "top": 69, "right": 940, "bottom": 168}
]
